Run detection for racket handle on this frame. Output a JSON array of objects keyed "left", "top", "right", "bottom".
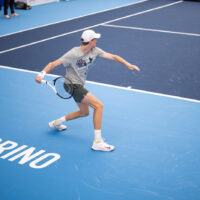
[{"left": 41, "top": 80, "right": 47, "bottom": 84}]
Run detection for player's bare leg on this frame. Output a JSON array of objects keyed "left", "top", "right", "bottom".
[
  {"left": 81, "top": 93, "right": 114, "bottom": 151},
  {"left": 81, "top": 93, "right": 103, "bottom": 130},
  {"left": 49, "top": 103, "right": 89, "bottom": 131},
  {"left": 65, "top": 103, "right": 89, "bottom": 121}
]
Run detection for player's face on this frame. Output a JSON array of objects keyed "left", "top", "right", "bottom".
[{"left": 90, "top": 39, "right": 97, "bottom": 48}]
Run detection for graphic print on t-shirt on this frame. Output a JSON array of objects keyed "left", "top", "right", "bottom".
[
  {"left": 76, "top": 57, "right": 93, "bottom": 68},
  {"left": 76, "top": 57, "right": 94, "bottom": 80}
]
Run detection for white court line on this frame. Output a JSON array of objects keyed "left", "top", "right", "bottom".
[
  {"left": 0, "top": 1, "right": 182, "bottom": 55},
  {"left": 0, "top": 25, "right": 101, "bottom": 54},
  {"left": 102, "top": 24, "right": 200, "bottom": 37},
  {"left": 101, "top": 1, "right": 182, "bottom": 25},
  {"left": 0, "top": 0, "right": 148, "bottom": 39},
  {"left": 1, "top": 65, "right": 200, "bottom": 104}
]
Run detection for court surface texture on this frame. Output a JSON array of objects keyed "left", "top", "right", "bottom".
[{"left": 0, "top": 0, "right": 200, "bottom": 200}]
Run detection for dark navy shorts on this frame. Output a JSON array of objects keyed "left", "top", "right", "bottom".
[{"left": 64, "top": 84, "right": 88, "bottom": 103}]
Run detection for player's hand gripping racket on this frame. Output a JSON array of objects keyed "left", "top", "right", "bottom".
[{"left": 41, "top": 77, "right": 74, "bottom": 99}]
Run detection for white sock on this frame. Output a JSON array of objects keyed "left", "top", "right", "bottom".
[
  {"left": 55, "top": 116, "right": 66, "bottom": 125},
  {"left": 94, "top": 130, "right": 102, "bottom": 142}
]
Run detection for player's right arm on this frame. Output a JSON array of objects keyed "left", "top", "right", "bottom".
[{"left": 35, "top": 59, "right": 62, "bottom": 83}]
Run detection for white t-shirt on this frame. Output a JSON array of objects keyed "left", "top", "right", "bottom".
[{"left": 60, "top": 46, "right": 106, "bottom": 85}]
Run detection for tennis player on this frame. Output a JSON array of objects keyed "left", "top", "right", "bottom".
[{"left": 35, "top": 29, "right": 140, "bottom": 152}]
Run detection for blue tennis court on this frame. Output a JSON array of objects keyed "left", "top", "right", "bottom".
[{"left": 0, "top": 0, "right": 200, "bottom": 199}]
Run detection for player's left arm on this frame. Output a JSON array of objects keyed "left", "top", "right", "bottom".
[{"left": 102, "top": 53, "right": 140, "bottom": 72}]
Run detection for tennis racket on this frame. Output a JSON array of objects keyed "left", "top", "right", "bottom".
[{"left": 41, "top": 77, "right": 74, "bottom": 99}]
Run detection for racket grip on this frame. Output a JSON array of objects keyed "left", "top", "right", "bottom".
[{"left": 41, "top": 80, "right": 47, "bottom": 84}]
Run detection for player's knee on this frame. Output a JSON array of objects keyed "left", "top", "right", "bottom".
[
  {"left": 80, "top": 110, "right": 89, "bottom": 117},
  {"left": 84, "top": 110, "right": 90, "bottom": 116},
  {"left": 96, "top": 102, "right": 104, "bottom": 111}
]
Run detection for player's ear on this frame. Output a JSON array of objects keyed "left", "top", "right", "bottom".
[{"left": 81, "top": 38, "right": 89, "bottom": 46}]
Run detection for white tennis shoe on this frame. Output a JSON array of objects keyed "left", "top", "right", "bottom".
[
  {"left": 92, "top": 140, "right": 115, "bottom": 152},
  {"left": 49, "top": 120, "right": 67, "bottom": 131}
]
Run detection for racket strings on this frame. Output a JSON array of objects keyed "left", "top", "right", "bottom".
[{"left": 54, "top": 77, "right": 73, "bottom": 99}]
